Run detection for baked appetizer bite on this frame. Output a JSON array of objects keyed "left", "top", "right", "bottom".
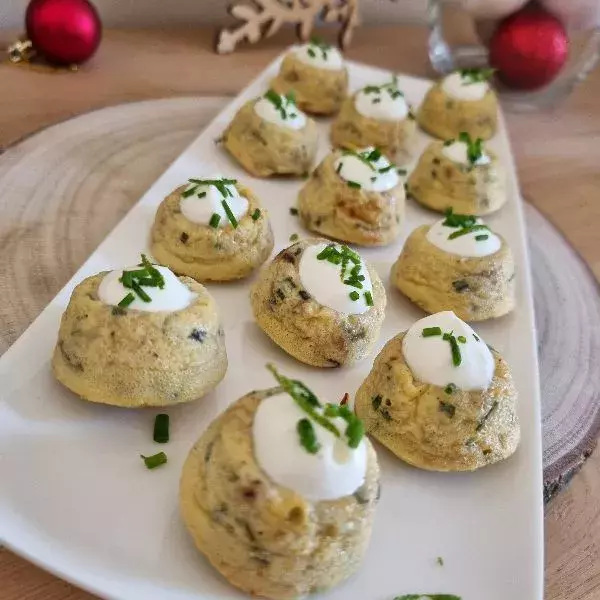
[
  {"left": 180, "top": 366, "right": 380, "bottom": 600},
  {"left": 222, "top": 90, "right": 319, "bottom": 178},
  {"left": 251, "top": 239, "right": 386, "bottom": 367},
  {"left": 331, "top": 76, "right": 417, "bottom": 164},
  {"left": 270, "top": 38, "right": 348, "bottom": 116},
  {"left": 52, "top": 255, "right": 227, "bottom": 407},
  {"left": 417, "top": 68, "right": 498, "bottom": 141},
  {"left": 151, "top": 176, "right": 274, "bottom": 282},
  {"left": 355, "top": 311, "right": 520, "bottom": 471},
  {"left": 407, "top": 132, "right": 507, "bottom": 215},
  {"left": 298, "top": 147, "right": 405, "bottom": 246},
  {"left": 391, "top": 211, "right": 515, "bottom": 321}
]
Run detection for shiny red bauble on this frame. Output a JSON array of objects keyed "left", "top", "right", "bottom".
[
  {"left": 489, "top": 6, "right": 569, "bottom": 90},
  {"left": 26, "top": 0, "right": 102, "bottom": 65}
]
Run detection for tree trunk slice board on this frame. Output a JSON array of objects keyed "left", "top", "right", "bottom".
[{"left": 0, "top": 97, "right": 598, "bottom": 596}]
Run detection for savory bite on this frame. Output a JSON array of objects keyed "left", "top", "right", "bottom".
[
  {"left": 391, "top": 212, "right": 515, "bottom": 321},
  {"left": 222, "top": 90, "right": 319, "bottom": 178},
  {"left": 270, "top": 39, "right": 348, "bottom": 116},
  {"left": 298, "top": 147, "right": 405, "bottom": 246},
  {"left": 331, "top": 76, "right": 417, "bottom": 165},
  {"left": 407, "top": 133, "right": 507, "bottom": 215},
  {"left": 355, "top": 311, "right": 519, "bottom": 471},
  {"left": 251, "top": 239, "right": 386, "bottom": 367},
  {"left": 151, "top": 176, "right": 274, "bottom": 282},
  {"left": 180, "top": 366, "right": 380, "bottom": 600},
  {"left": 52, "top": 255, "right": 227, "bottom": 407},
  {"left": 417, "top": 68, "right": 498, "bottom": 141}
]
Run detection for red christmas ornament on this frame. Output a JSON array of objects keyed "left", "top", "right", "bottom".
[
  {"left": 25, "top": 0, "right": 102, "bottom": 65},
  {"left": 489, "top": 6, "right": 569, "bottom": 90}
]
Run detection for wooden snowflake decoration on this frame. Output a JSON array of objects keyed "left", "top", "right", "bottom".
[{"left": 216, "top": 0, "right": 360, "bottom": 54}]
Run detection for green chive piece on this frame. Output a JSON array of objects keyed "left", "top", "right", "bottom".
[
  {"left": 289, "top": 233, "right": 299, "bottom": 242},
  {"left": 316, "top": 245, "right": 334, "bottom": 260},
  {"left": 141, "top": 452, "right": 167, "bottom": 470},
  {"left": 458, "top": 131, "right": 485, "bottom": 165},
  {"left": 372, "top": 98, "right": 381, "bottom": 104},
  {"left": 349, "top": 290, "right": 360, "bottom": 301},
  {"left": 347, "top": 181, "right": 362, "bottom": 189},
  {"left": 182, "top": 186, "right": 197, "bottom": 198},
  {"left": 476, "top": 400, "right": 499, "bottom": 432},
  {"left": 397, "top": 168, "right": 407, "bottom": 176},
  {"left": 209, "top": 213, "right": 221, "bottom": 228},
  {"left": 473, "top": 334, "right": 480, "bottom": 342},
  {"left": 436, "top": 556, "right": 445, "bottom": 567},
  {"left": 457, "top": 335, "right": 467, "bottom": 344},
  {"left": 422, "top": 326, "right": 442, "bottom": 337},
  {"left": 460, "top": 67, "right": 495, "bottom": 84},
  {"left": 118, "top": 293, "right": 135, "bottom": 308},
  {"left": 251, "top": 208, "right": 261, "bottom": 221},
  {"left": 439, "top": 401, "right": 456, "bottom": 418},
  {"left": 290, "top": 207, "right": 299, "bottom": 215},
  {"left": 444, "top": 383, "right": 457, "bottom": 395},
  {"left": 131, "top": 280, "right": 151, "bottom": 303},
  {"left": 221, "top": 200, "right": 238, "bottom": 228},
  {"left": 197, "top": 191, "right": 207, "bottom": 198},
  {"left": 448, "top": 224, "right": 489, "bottom": 240},
  {"left": 378, "top": 165, "right": 394, "bottom": 174},
  {"left": 140, "top": 254, "right": 165, "bottom": 289},
  {"left": 153, "top": 414, "right": 170, "bottom": 444},
  {"left": 443, "top": 208, "right": 477, "bottom": 229},
  {"left": 364, "top": 291, "right": 374, "bottom": 306},
  {"left": 336, "top": 162, "right": 343, "bottom": 174},
  {"left": 307, "top": 48, "right": 316, "bottom": 58},
  {"left": 346, "top": 419, "right": 365, "bottom": 449},
  {"left": 297, "top": 418, "right": 320, "bottom": 454},
  {"left": 120, "top": 270, "right": 133, "bottom": 288},
  {"left": 475, "top": 234, "right": 489, "bottom": 241},
  {"left": 449, "top": 335, "right": 462, "bottom": 366}
]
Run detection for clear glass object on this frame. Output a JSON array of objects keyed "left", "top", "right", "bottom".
[{"left": 428, "top": 0, "right": 600, "bottom": 111}]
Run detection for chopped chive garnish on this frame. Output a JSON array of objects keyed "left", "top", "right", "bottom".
[
  {"left": 336, "top": 162, "right": 343, "bottom": 174},
  {"left": 297, "top": 418, "right": 320, "bottom": 454},
  {"left": 209, "top": 213, "right": 221, "bottom": 228},
  {"left": 290, "top": 207, "right": 299, "bottom": 215},
  {"left": 131, "top": 280, "right": 151, "bottom": 303},
  {"left": 141, "top": 452, "right": 167, "bottom": 470},
  {"left": 475, "top": 234, "right": 489, "bottom": 241},
  {"left": 448, "top": 224, "right": 489, "bottom": 240},
  {"left": 118, "top": 293, "right": 135, "bottom": 308},
  {"left": 349, "top": 290, "right": 360, "bottom": 301},
  {"left": 197, "top": 191, "right": 207, "bottom": 198},
  {"left": 458, "top": 131, "right": 485, "bottom": 165},
  {"left": 449, "top": 335, "right": 462, "bottom": 366},
  {"left": 364, "top": 291, "right": 374, "bottom": 306},
  {"left": 251, "top": 208, "right": 261, "bottom": 221},
  {"left": 476, "top": 400, "right": 499, "bottom": 432},
  {"left": 370, "top": 176, "right": 377, "bottom": 182},
  {"left": 444, "top": 383, "right": 457, "bottom": 395},
  {"left": 397, "top": 168, "right": 407, "bottom": 175},
  {"left": 153, "top": 414, "right": 170, "bottom": 444},
  {"left": 372, "top": 98, "right": 381, "bottom": 104},
  {"left": 460, "top": 67, "right": 495, "bottom": 83},
  {"left": 457, "top": 335, "right": 467, "bottom": 344},
  {"left": 347, "top": 181, "right": 361, "bottom": 189},
  {"left": 289, "top": 233, "right": 299, "bottom": 242},
  {"left": 307, "top": 48, "right": 316, "bottom": 58},
  {"left": 346, "top": 419, "right": 365, "bottom": 449},
  {"left": 221, "top": 200, "right": 238, "bottom": 228},
  {"left": 443, "top": 208, "right": 477, "bottom": 229},
  {"left": 182, "top": 186, "right": 197, "bottom": 198},
  {"left": 422, "top": 326, "right": 442, "bottom": 337},
  {"left": 378, "top": 165, "right": 394, "bottom": 173},
  {"left": 473, "top": 334, "right": 480, "bottom": 342}
]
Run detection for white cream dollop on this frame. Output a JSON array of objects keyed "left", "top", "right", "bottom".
[
  {"left": 354, "top": 81, "right": 409, "bottom": 122},
  {"left": 426, "top": 217, "right": 501, "bottom": 258},
  {"left": 254, "top": 94, "right": 307, "bottom": 130},
  {"left": 293, "top": 42, "right": 344, "bottom": 71},
  {"left": 334, "top": 147, "right": 400, "bottom": 193},
  {"left": 253, "top": 392, "right": 367, "bottom": 501},
  {"left": 180, "top": 176, "right": 249, "bottom": 228},
  {"left": 441, "top": 140, "right": 491, "bottom": 166},
  {"left": 299, "top": 242, "right": 374, "bottom": 315},
  {"left": 98, "top": 265, "right": 195, "bottom": 313},
  {"left": 402, "top": 311, "right": 495, "bottom": 391},
  {"left": 442, "top": 71, "right": 489, "bottom": 102}
]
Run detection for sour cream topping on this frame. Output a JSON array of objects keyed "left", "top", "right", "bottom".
[
  {"left": 180, "top": 176, "right": 249, "bottom": 228},
  {"left": 254, "top": 93, "right": 307, "bottom": 130},
  {"left": 442, "top": 71, "right": 489, "bottom": 102},
  {"left": 299, "top": 242, "right": 374, "bottom": 315},
  {"left": 355, "top": 79, "right": 409, "bottom": 121},
  {"left": 334, "top": 146, "right": 400, "bottom": 192},
  {"left": 426, "top": 217, "right": 501, "bottom": 258},
  {"left": 253, "top": 392, "right": 367, "bottom": 501},
  {"left": 98, "top": 264, "right": 195, "bottom": 312},
  {"left": 402, "top": 311, "right": 495, "bottom": 391},
  {"left": 293, "top": 41, "right": 344, "bottom": 71},
  {"left": 442, "top": 139, "right": 491, "bottom": 166}
]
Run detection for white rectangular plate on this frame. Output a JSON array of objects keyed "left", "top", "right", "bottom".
[{"left": 0, "top": 54, "right": 543, "bottom": 600}]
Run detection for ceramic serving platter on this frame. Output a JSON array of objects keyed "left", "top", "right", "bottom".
[{"left": 0, "top": 53, "right": 543, "bottom": 600}]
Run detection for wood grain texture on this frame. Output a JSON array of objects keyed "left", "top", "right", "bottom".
[{"left": 0, "top": 26, "right": 598, "bottom": 600}]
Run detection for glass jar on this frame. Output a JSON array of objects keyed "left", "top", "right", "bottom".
[{"left": 428, "top": 0, "right": 600, "bottom": 111}]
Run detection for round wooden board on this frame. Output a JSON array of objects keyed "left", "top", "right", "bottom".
[{"left": 0, "top": 97, "right": 598, "bottom": 494}]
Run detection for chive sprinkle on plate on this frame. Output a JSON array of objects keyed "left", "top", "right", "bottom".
[
  {"left": 141, "top": 452, "right": 167, "bottom": 470},
  {"left": 153, "top": 414, "right": 170, "bottom": 444}
]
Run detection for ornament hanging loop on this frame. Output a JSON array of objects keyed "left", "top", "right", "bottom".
[{"left": 7, "top": 38, "right": 35, "bottom": 63}]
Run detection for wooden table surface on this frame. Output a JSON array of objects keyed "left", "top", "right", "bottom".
[{"left": 0, "top": 25, "right": 599, "bottom": 600}]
